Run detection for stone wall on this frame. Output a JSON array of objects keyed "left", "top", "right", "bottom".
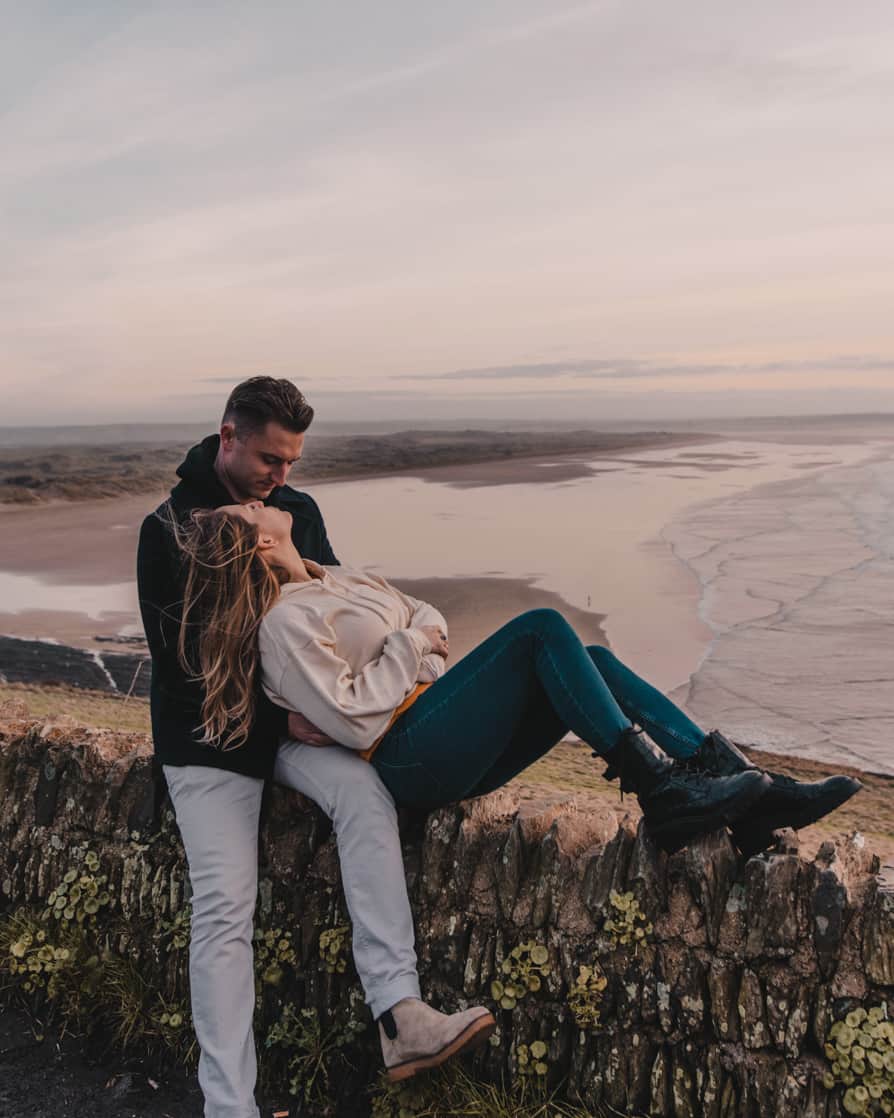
[{"left": 1, "top": 716, "right": 892, "bottom": 1117}]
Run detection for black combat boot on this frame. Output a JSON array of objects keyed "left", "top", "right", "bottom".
[
  {"left": 600, "top": 727, "right": 771, "bottom": 854},
  {"left": 686, "top": 731, "right": 862, "bottom": 857}
]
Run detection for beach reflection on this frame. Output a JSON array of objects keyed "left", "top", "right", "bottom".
[
  {"left": 0, "top": 435, "right": 889, "bottom": 771},
  {"left": 0, "top": 570, "right": 137, "bottom": 620},
  {"left": 315, "top": 440, "right": 873, "bottom": 692}
]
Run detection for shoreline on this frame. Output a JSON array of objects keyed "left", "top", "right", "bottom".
[
  {"left": 0, "top": 572, "right": 608, "bottom": 667},
  {"left": 0, "top": 428, "right": 715, "bottom": 507},
  {"left": 2, "top": 425, "right": 891, "bottom": 777},
  {"left": 664, "top": 443, "right": 894, "bottom": 776},
  {"left": 0, "top": 430, "right": 877, "bottom": 663}
]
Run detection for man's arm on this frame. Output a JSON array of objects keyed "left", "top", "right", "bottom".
[{"left": 137, "top": 511, "right": 179, "bottom": 670}]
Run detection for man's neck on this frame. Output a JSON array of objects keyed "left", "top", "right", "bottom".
[{"left": 213, "top": 447, "right": 248, "bottom": 504}]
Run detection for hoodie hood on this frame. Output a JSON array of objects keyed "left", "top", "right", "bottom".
[
  {"left": 176, "top": 433, "right": 220, "bottom": 486},
  {"left": 173, "top": 434, "right": 235, "bottom": 508}
]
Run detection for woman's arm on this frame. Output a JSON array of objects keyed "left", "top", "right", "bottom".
[
  {"left": 363, "top": 573, "right": 448, "bottom": 636},
  {"left": 361, "top": 574, "right": 448, "bottom": 681},
  {"left": 417, "top": 652, "right": 447, "bottom": 684},
  {"left": 259, "top": 607, "right": 433, "bottom": 752}
]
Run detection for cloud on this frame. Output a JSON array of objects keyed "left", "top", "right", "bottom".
[
  {"left": 3, "top": 2, "right": 894, "bottom": 424},
  {"left": 401, "top": 355, "right": 894, "bottom": 382}
]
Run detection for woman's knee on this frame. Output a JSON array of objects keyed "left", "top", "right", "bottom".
[
  {"left": 517, "top": 607, "right": 573, "bottom": 640},
  {"left": 587, "top": 644, "right": 617, "bottom": 672}
]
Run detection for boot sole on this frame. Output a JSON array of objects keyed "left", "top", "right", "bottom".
[
  {"left": 386, "top": 1012, "right": 497, "bottom": 1082},
  {"left": 732, "top": 778, "right": 862, "bottom": 858},
  {"left": 647, "top": 771, "right": 771, "bottom": 854}
]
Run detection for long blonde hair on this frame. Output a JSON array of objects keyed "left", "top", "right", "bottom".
[{"left": 161, "top": 503, "right": 287, "bottom": 750}]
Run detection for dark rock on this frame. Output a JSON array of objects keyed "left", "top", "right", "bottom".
[
  {"left": 744, "top": 853, "right": 803, "bottom": 958},
  {"left": 737, "top": 968, "right": 769, "bottom": 1049},
  {"left": 581, "top": 817, "right": 634, "bottom": 920},
  {"left": 862, "top": 879, "right": 894, "bottom": 985},
  {"left": 0, "top": 635, "right": 150, "bottom": 697}
]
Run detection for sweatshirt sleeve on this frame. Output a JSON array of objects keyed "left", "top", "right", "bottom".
[
  {"left": 395, "top": 588, "right": 447, "bottom": 683},
  {"left": 405, "top": 593, "right": 448, "bottom": 637},
  {"left": 356, "top": 575, "right": 448, "bottom": 685},
  {"left": 259, "top": 606, "right": 432, "bottom": 752},
  {"left": 362, "top": 574, "right": 448, "bottom": 638},
  {"left": 417, "top": 652, "right": 447, "bottom": 684}
]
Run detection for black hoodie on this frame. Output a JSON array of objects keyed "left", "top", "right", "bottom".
[{"left": 136, "top": 435, "right": 338, "bottom": 778}]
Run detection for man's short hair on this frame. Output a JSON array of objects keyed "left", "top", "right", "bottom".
[{"left": 222, "top": 377, "right": 314, "bottom": 437}]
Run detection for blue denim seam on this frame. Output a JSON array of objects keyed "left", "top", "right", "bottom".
[
  {"left": 588, "top": 651, "right": 702, "bottom": 755},
  {"left": 637, "top": 710, "right": 700, "bottom": 752},
  {"left": 374, "top": 757, "right": 449, "bottom": 802},
  {"left": 610, "top": 698, "right": 700, "bottom": 754},
  {"left": 373, "top": 754, "right": 424, "bottom": 773},
  {"left": 539, "top": 638, "right": 625, "bottom": 754}
]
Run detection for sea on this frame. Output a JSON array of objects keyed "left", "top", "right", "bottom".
[{"left": 0, "top": 417, "right": 891, "bottom": 774}]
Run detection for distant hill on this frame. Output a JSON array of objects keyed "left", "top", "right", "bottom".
[{"left": 2, "top": 411, "right": 892, "bottom": 448}]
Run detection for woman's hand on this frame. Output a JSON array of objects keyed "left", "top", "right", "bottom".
[
  {"left": 420, "top": 625, "right": 449, "bottom": 659},
  {"left": 287, "top": 710, "right": 336, "bottom": 747}
]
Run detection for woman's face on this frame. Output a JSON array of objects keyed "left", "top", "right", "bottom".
[{"left": 222, "top": 501, "right": 292, "bottom": 545}]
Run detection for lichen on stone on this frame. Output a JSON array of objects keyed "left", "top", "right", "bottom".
[
  {"left": 253, "top": 926, "right": 297, "bottom": 994},
  {"left": 318, "top": 924, "right": 350, "bottom": 975},
  {"left": 823, "top": 1003, "right": 893, "bottom": 1116},
  {"left": 490, "top": 939, "right": 551, "bottom": 1010},
  {"left": 515, "top": 1038, "right": 549, "bottom": 1079},
  {"left": 604, "top": 889, "right": 652, "bottom": 948},
  {"left": 567, "top": 963, "right": 608, "bottom": 1030}
]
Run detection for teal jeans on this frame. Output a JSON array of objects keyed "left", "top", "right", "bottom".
[{"left": 372, "top": 608, "right": 706, "bottom": 809}]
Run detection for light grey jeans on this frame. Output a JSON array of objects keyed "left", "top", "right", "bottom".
[{"left": 164, "top": 741, "right": 420, "bottom": 1118}]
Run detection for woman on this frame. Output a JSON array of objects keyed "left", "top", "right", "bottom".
[{"left": 171, "top": 502, "right": 860, "bottom": 858}]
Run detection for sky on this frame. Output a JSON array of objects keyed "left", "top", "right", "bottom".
[{"left": 2, "top": 1, "right": 893, "bottom": 424}]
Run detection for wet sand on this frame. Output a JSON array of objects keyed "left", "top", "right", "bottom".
[
  {"left": 0, "top": 437, "right": 881, "bottom": 675},
  {"left": 392, "top": 576, "right": 607, "bottom": 664},
  {"left": 0, "top": 491, "right": 158, "bottom": 583},
  {"left": 0, "top": 453, "right": 614, "bottom": 655},
  {"left": 0, "top": 574, "right": 606, "bottom": 661},
  {"left": 1, "top": 426, "right": 891, "bottom": 777},
  {"left": 0, "top": 433, "right": 701, "bottom": 651},
  {"left": 411, "top": 458, "right": 624, "bottom": 488}
]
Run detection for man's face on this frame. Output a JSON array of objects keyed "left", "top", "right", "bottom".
[{"left": 218, "top": 420, "right": 305, "bottom": 502}]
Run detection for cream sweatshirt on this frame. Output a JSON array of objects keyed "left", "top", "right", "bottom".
[{"left": 258, "top": 561, "right": 448, "bottom": 752}]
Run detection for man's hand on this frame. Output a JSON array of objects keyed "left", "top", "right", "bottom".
[
  {"left": 420, "top": 625, "right": 449, "bottom": 659},
  {"left": 287, "top": 711, "right": 336, "bottom": 747}
]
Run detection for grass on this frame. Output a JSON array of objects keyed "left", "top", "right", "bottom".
[
  {"left": 0, "top": 682, "right": 151, "bottom": 733},
  {"left": 370, "top": 1064, "right": 625, "bottom": 1118}
]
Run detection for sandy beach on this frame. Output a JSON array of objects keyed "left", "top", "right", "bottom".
[
  {"left": 1, "top": 419, "right": 892, "bottom": 776},
  {"left": 0, "top": 426, "right": 697, "bottom": 654},
  {"left": 0, "top": 433, "right": 792, "bottom": 667},
  {"left": 0, "top": 487, "right": 610, "bottom": 659}
]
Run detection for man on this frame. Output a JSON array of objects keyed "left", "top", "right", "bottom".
[{"left": 137, "top": 377, "right": 493, "bottom": 1118}]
